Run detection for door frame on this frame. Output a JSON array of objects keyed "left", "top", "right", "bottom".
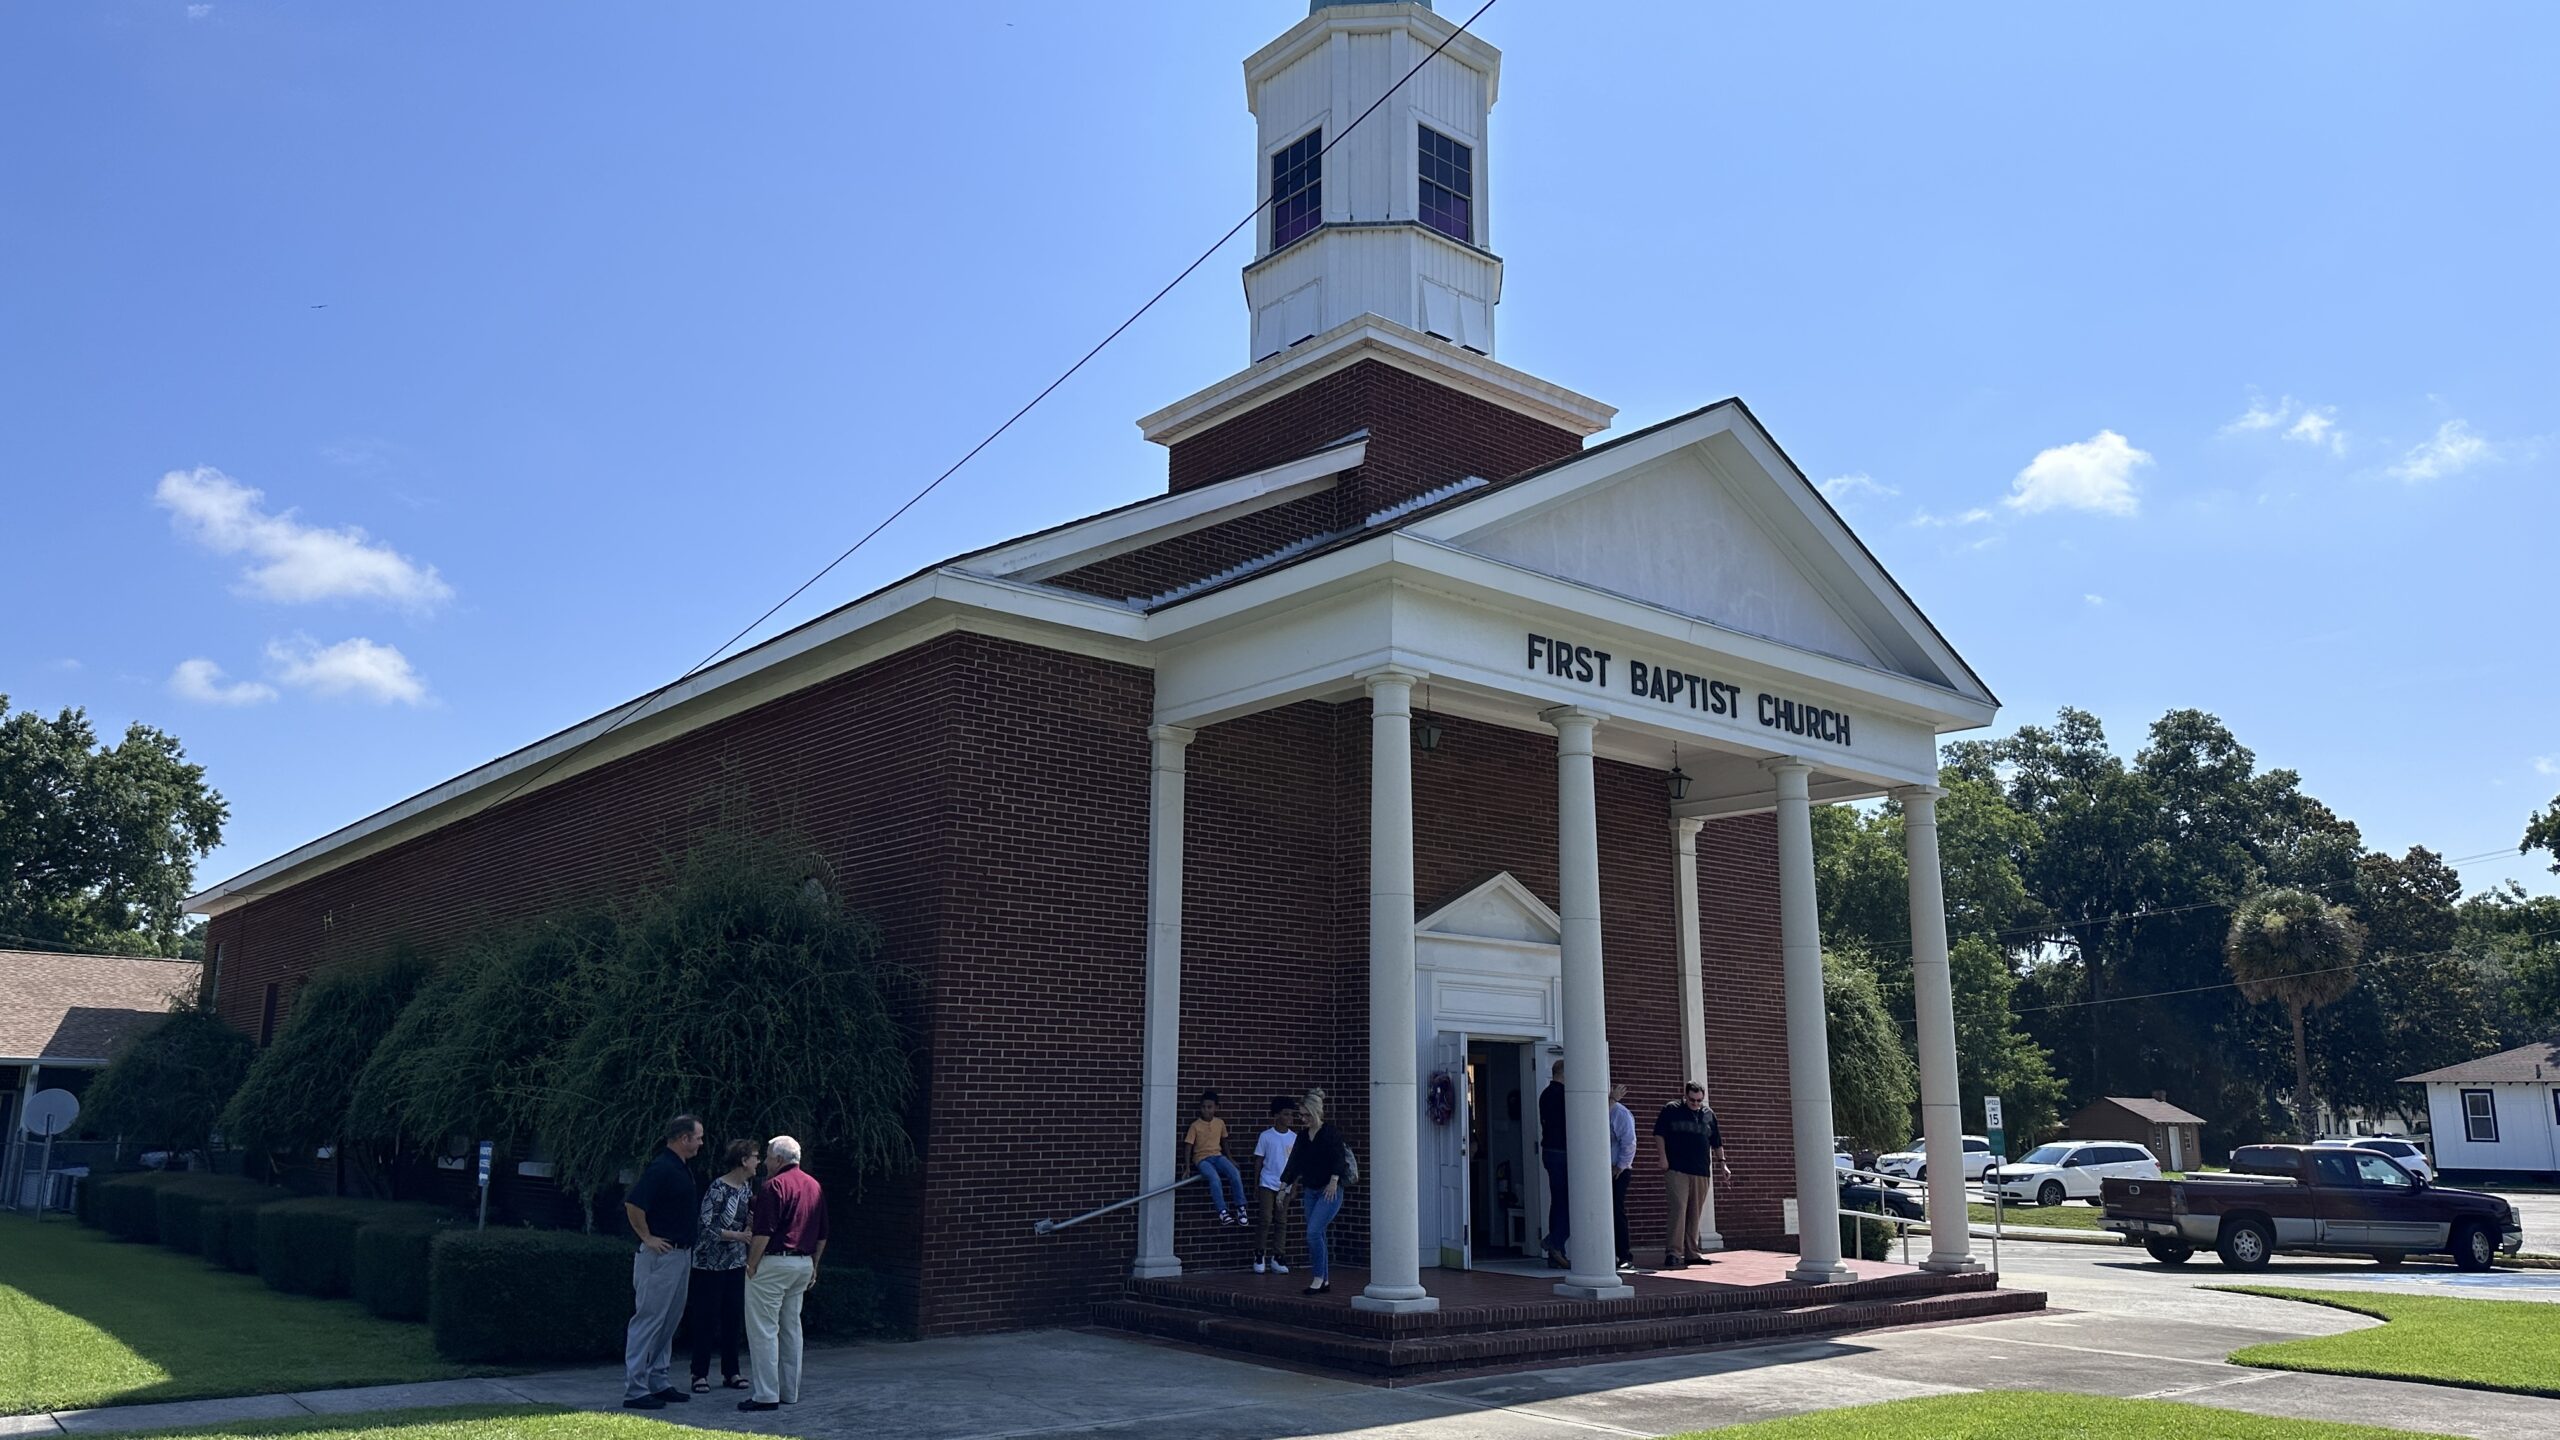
[{"left": 1415, "top": 873, "right": 1564, "bottom": 1270}]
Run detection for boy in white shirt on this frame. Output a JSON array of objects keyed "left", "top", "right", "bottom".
[{"left": 1252, "top": 1096, "right": 1300, "bottom": 1275}]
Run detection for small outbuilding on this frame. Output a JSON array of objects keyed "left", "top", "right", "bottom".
[
  {"left": 2405, "top": 1040, "right": 2560, "bottom": 1180},
  {"left": 2068, "top": 1095, "right": 2208, "bottom": 1170},
  {"left": 1, "top": 948, "right": 200, "bottom": 1203}
]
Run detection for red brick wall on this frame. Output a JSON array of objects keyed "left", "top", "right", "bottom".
[{"left": 1051, "top": 360, "right": 1587, "bottom": 602}]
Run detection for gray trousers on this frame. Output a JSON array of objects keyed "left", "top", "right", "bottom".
[{"left": 625, "top": 1246, "right": 694, "bottom": 1399}]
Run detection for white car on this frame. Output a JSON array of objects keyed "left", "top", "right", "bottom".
[
  {"left": 2313, "top": 1137, "right": 2435, "bottom": 1183},
  {"left": 1874, "top": 1135, "right": 1995, "bottom": 1183},
  {"left": 1984, "top": 1140, "right": 2159, "bottom": 1206}
]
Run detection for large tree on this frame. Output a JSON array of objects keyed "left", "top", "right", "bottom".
[
  {"left": 2225, "top": 890, "right": 2365, "bottom": 1142},
  {"left": 1824, "top": 950, "right": 1918, "bottom": 1152},
  {"left": 0, "top": 696, "right": 226, "bottom": 955}
]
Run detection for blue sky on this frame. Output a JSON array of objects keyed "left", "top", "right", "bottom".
[{"left": 4, "top": 2, "right": 2554, "bottom": 902}]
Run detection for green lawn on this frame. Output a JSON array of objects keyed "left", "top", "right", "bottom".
[
  {"left": 1969, "top": 1200, "right": 2109, "bottom": 1230},
  {"left": 0, "top": 1215, "right": 493, "bottom": 1414},
  {"left": 126, "top": 1410, "right": 666, "bottom": 1440},
  {"left": 1681, "top": 1392, "right": 2444, "bottom": 1438},
  {"left": 2218, "top": 1286, "right": 2560, "bottom": 1397}
]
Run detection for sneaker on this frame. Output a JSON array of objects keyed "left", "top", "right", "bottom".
[
  {"left": 1269, "top": 1258, "right": 1290, "bottom": 1274},
  {"left": 737, "top": 1400, "right": 779, "bottom": 1412},
  {"left": 623, "top": 1397, "right": 666, "bottom": 1411},
  {"left": 1254, "top": 1257, "right": 1268, "bottom": 1274},
  {"left": 655, "top": 1389, "right": 692, "bottom": 1404},
  {"left": 1218, "top": 1210, "right": 1234, "bottom": 1224}
]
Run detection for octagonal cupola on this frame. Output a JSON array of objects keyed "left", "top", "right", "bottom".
[{"left": 1243, "top": 2, "right": 1503, "bottom": 362}]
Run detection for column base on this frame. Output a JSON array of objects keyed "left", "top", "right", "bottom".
[
  {"left": 1786, "top": 1262, "right": 1857, "bottom": 1286},
  {"left": 1129, "top": 1256, "right": 1184, "bottom": 1280},
  {"left": 1554, "top": 1274, "right": 1635, "bottom": 1301},
  {"left": 1920, "top": 1255, "right": 1984, "bottom": 1275},
  {"left": 1692, "top": 1232, "right": 1726, "bottom": 1254},
  {"left": 1350, "top": 1290, "right": 1440, "bottom": 1314}
]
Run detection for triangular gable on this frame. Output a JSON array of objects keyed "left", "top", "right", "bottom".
[
  {"left": 1416, "top": 872, "right": 1561, "bottom": 944},
  {"left": 1403, "top": 401, "right": 1995, "bottom": 705}
]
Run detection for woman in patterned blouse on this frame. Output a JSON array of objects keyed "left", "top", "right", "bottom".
[{"left": 687, "top": 1137, "right": 763, "bottom": 1391}]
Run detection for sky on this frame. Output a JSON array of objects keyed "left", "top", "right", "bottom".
[{"left": 3, "top": 2, "right": 2555, "bottom": 905}]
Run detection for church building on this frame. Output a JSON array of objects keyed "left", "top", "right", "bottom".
[{"left": 188, "top": 0, "right": 1999, "bottom": 1339}]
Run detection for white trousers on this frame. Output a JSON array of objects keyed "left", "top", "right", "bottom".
[{"left": 744, "top": 1255, "right": 814, "bottom": 1404}]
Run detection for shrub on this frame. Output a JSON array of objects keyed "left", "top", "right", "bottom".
[
  {"left": 802, "top": 1265, "right": 895, "bottom": 1341},
  {"left": 351, "top": 1211, "right": 455, "bottom": 1321},
  {"left": 153, "top": 1175, "right": 271, "bottom": 1255},
  {"left": 1840, "top": 1213, "right": 1897, "bottom": 1262},
  {"left": 222, "top": 950, "right": 431, "bottom": 1159},
  {"left": 254, "top": 1197, "right": 446, "bottom": 1297},
  {"left": 214, "top": 1189, "right": 287, "bottom": 1272},
  {"left": 429, "top": 1229, "right": 636, "bottom": 1363},
  {"left": 82, "top": 1004, "right": 253, "bottom": 1154},
  {"left": 354, "top": 915, "right": 607, "bottom": 1153},
  {"left": 96, "top": 1172, "right": 186, "bottom": 1242}
]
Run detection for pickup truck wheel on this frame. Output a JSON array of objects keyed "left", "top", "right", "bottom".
[
  {"left": 2217, "top": 1217, "right": 2275, "bottom": 1271},
  {"left": 2143, "top": 1239, "right": 2194, "bottom": 1266},
  {"left": 2037, "top": 1180, "right": 2065, "bottom": 1208},
  {"left": 2453, "top": 1221, "right": 2497, "bottom": 1272}
]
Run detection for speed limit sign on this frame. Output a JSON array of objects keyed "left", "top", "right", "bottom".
[{"left": 1983, "top": 1096, "right": 2004, "bottom": 1130}]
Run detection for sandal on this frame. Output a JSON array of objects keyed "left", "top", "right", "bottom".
[
  {"left": 723, "top": 1378, "right": 750, "bottom": 1390},
  {"left": 691, "top": 1381, "right": 710, "bottom": 1394}
]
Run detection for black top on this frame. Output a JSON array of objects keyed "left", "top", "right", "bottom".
[
  {"left": 1538, "top": 1080, "right": 1567, "bottom": 1153},
  {"left": 624, "top": 1147, "right": 701, "bottom": 1248},
  {"left": 1280, "top": 1123, "right": 1349, "bottom": 1190},
  {"left": 1653, "top": 1102, "right": 1724, "bottom": 1176}
]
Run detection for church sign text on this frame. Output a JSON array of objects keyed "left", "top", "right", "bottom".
[{"left": 1524, "top": 632, "right": 1853, "bottom": 748}]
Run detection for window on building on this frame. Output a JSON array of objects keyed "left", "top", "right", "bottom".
[
  {"left": 206, "top": 942, "right": 224, "bottom": 1010},
  {"left": 2551, "top": 1088, "right": 2559, "bottom": 1127},
  {"left": 2461, "top": 1088, "right": 2498, "bottom": 1144},
  {"left": 1271, "top": 128, "right": 1322, "bottom": 250},
  {"left": 1418, "top": 125, "right": 1473, "bottom": 243},
  {"left": 258, "top": 982, "right": 279, "bottom": 1047}
]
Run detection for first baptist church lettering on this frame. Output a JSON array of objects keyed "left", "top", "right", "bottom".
[
  {"left": 186, "top": 0, "right": 1999, "bottom": 1341},
  {"left": 1527, "top": 633, "right": 1854, "bottom": 746}
]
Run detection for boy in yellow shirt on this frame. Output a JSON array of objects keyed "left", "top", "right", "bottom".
[{"left": 1184, "top": 1090, "right": 1247, "bottom": 1225}]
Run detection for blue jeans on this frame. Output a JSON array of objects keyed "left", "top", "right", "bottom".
[
  {"left": 1196, "top": 1155, "right": 1245, "bottom": 1213},
  {"left": 1303, "top": 1187, "right": 1344, "bottom": 1280}
]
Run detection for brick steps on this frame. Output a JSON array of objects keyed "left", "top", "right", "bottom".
[{"left": 1095, "top": 1273, "right": 2047, "bottom": 1379}]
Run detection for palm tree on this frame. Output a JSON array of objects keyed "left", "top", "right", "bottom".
[{"left": 2225, "top": 889, "right": 2365, "bottom": 1143}]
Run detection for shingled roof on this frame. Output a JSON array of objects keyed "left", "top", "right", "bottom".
[
  {"left": 2096, "top": 1096, "right": 2210, "bottom": 1126},
  {"left": 0, "top": 950, "right": 199, "bottom": 1065},
  {"left": 2402, "top": 1039, "right": 2560, "bottom": 1086}
]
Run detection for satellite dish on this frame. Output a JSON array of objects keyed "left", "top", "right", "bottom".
[{"left": 23, "top": 1089, "right": 79, "bottom": 1138}]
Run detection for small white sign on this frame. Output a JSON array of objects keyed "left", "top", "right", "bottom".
[{"left": 1983, "top": 1096, "right": 2005, "bottom": 1130}]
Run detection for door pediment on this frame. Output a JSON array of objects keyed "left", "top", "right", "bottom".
[{"left": 1417, "top": 872, "right": 1560, "bottom": 946}]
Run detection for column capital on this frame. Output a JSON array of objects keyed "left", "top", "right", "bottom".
[
  {"left": 1891, "top": 783, "right": 1946, "bottom": 806},
  {"left": 1759, "top": 756, "right": 1814, "bottom": 777},
  {"left": 1355, "top": 665, "right": 1428, "bottom": 692},
  {"left": 1538, "top": 704, "right": 1606, "bottom": 731},
  {"left": 1672, "top": 815, "right": 1704, "bottom": 847},
  {"left": 1148, "top": 723, "right": 1197, "bottom": 748}
]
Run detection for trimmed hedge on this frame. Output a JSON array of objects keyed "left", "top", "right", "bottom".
[
  {"left": 153, "top": 1176, "right": 273, "bottom": 1255},
  {"left": 96, "top": 1172, "right": 187, "bottom": 1242},
  {"left": 429, "top": 1229, "right": 636, "bottom": 1363},
  {"left": 254, "top": 1197, "right": 447, "bottom": 1297},
  {"left": 351, "top": 1212, "right": 454, "bottom": 1321},
  {"left": 802, "top": 1264, "right": 894, "bottom": 1341},
  {"left": 212, "top": 1188, "right": 286, "bottom": 1272}
]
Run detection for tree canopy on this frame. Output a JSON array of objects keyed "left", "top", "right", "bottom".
[
  {"left": 81, "top": 1002, "right": 254, "bottom": 1152},
  {"left": 0, "top": 696, "right": 226, "bottom": 956},
  {"left": 2225, "top": 889, "right": 2365, "bottom": 1141}
]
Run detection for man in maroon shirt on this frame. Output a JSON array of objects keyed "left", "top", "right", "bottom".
[{"left": 738, "top": 1133, "right": 827, "bottom": 1411}]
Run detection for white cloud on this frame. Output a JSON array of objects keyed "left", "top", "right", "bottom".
[
  {"left": 2285, "top": 407, "right": 2345, "bottom": 455},
  {"left": 186, "top": 3, "right": 212, "bottom": 16},
  {"left": 2003, "top": 431, "right": 2150, "bottom": 518},
  {"left": 169, "top": 658, "right": 277, "bottom": 706},
  {"left": 2535, "top": 756, "right": 2559, "bottom": 778},
  {"left": 1910, "top": 506, "right": 1994, "bottom": 529},
  {"left": 265, "top": 636, "right": 429, "bottom": 705},
  {"left": 2223, "top": 397, "right": 2291, "bottom": 434},
  {"left": 2388, "top": 419, "right": 2495, "bottom": 482},
  {"left": 49, "top": 658, "right": 82, "bottom": 672},
  {"left": 156, "top": 466, "right": 453, "bottom": 610},
  {"left": 1820, "top": 472, "right": 1898, "bottom": 503},
  {"left": 2084, "top": 594, "right": 2107, "bottom": 607}
]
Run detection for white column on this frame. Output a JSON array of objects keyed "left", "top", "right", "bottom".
[
  {"left": 1671, "top": 817, "right": 1723, "bottom": 1252},
  {"left": 1769, "top": 759, "right": 1854, "bottom": 1284},
  {"left": 1132, "top": 724, "right": 1194, "bottom": 1280},
  {"left": 1354, "top": 669, "right": 1436, "bottom": 1313},
  {"left": 1899, "top": 784, "right": 1981, "bottom": 1274},
  {"left": 1547, "top": 706, "right": 1633, "bottom": 1300}
]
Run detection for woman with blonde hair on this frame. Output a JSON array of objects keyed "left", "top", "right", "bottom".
[{"left": 1278, "top": 1087, "right": 1351, "bottom": 1295}]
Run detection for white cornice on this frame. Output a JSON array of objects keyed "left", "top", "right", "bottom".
[
  {"left": 1136, "top": 315, "right": 1614, "bottom": 447},
  {"left": 1244, "top": 4, "right": 1501, "bottom": 107}
]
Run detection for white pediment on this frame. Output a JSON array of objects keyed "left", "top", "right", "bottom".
[
  {"left": 1405, "top": 402, "right": 1992, "bottom": 702},
  {"left": 1416, "top": 872, "right": 1560, "bottom": 945}
]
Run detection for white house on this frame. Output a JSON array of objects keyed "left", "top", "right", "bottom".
[{"left": 2405, "top": 1040, "right": 2560, "bottom": 1179}]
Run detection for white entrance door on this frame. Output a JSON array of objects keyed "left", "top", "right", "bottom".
[{"left": 1433, "top": 1030, "right": 1470, "bottom": 1269}]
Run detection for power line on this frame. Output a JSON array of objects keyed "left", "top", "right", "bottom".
[{"left": 474, "top": 0, "right": 1502, "bottom": 819}]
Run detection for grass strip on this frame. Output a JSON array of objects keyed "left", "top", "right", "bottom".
[
  {"left": 2216, "top": 1285, "right": 2560, "bottom": 1398},
  {"left": 1664, "top": 1389, "right": 2451, "bottom": 1438}
]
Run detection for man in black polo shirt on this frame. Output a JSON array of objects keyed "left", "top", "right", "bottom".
[
  {"left": 1653, "top": 1082, "right": 1732, "bottom": 1269},
  {"left": 621, "top": 1113, "right": 705, "bottom": 1409}
]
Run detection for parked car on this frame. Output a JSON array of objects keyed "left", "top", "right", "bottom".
[
  {"left": 2102, "top": 1143, "right": 2520, "bottom": 1270},
  {"left": 2313, "top": 1137, "right": 2434, "bottom": 1183},
  {"left": 1839, "top": 1173, "right": 1925, "bottom": 1220},
  {"left": 1984, "top": 1141, "right": 2159, "bottom": 1206},
  {"left": 1874, "top": 1135, "right": 1995, "bottom": 1184}
]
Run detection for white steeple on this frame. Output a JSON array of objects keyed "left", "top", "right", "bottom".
[{"left": 1242, "top": 2, "right": 1504, "bottom": 362}]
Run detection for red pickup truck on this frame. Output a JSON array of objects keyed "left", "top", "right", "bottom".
[{"left": 2100, "top": 1143, "right": 2522, "bottom": 1271}]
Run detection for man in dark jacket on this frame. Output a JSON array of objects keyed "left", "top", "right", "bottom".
[
  {"left": 1539, "top": 1059, "right": 1569, "bottom": 1269},
  {"left": 621, "top": 1113, "right": 705, "bottom": 1409}
]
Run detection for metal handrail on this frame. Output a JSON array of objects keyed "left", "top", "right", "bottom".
[{"left": 1031, "top": 1173, "right": 1201, "bottom": 1236}]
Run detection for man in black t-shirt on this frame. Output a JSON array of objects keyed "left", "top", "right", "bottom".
[
  {"left": 1652, "top": 1082, "right": 1732, "bottom": 1269},
  {"left": 621, "top": 1113, "right": 705, "bottom": 1408},
  {"left": 1538, "top": 1059, "right": 1569, "bottom": 1269}
]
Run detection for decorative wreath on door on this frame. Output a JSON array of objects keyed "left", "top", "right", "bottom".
[{"left": 1426, "top": 1071, "right": 1457, "bottom": 1126}]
